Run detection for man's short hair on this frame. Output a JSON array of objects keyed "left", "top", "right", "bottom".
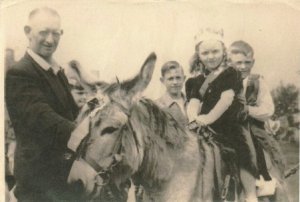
[
  {"left": 161, "top": 61, "right": 183, "bottom": 77},
  {"left": 28, "top": 7, "right": 60, "bottom": 21},
  {"left": 229, "top": 40, "right": 254, "bottom": 57}
]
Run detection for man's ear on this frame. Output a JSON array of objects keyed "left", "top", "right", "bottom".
[
  {"left": 24, "top": 25, "right": 31, "bottom": 40},
  {"left": 24, "top": 26, "right": 31, "bottom": 35},
  {"left": 160, "top": 77, "right": 164, "bottom": 84}
]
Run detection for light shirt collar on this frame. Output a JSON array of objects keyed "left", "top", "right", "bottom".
[
  {"left": 27, "top": 49, "right": 61, "bottom": 74},
  {"left": 162, "top": 92, "right": 187, "bottom": 115},
  {"left": 162, "top": 92, "right": 186, "bottom": 108}
]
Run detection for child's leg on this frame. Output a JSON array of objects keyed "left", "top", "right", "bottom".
[{"left": 240, "top": 168, "right": 258, "bottom": 202}]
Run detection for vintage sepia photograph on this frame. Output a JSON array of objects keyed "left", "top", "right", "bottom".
[{"left": 1, "top": 0, "right": 299, "bottom": 201}]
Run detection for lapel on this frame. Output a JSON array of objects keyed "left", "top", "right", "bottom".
[
  {"left": 58, "top": 69, "right": 79, "bottom": 115},
  {"left": 24, "top": 53, "right": 68, "bottom": 108}
]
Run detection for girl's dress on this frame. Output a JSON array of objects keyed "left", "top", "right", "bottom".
[{"left": 187, "top": 66, "right": 258, "bottom": 176}]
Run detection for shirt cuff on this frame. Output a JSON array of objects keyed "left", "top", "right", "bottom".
[{"left": 248, "top": 106, "right": 272, "bottom": 121}]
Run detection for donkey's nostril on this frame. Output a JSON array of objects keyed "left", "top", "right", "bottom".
[{"left": 70, "top": 179, "right": 85, "bottom": 193}]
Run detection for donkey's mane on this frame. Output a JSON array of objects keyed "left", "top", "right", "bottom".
[
  {"left": 79, "top": 86, "right": 189, "bottom": 187},
  {"left": 122, "top": 98, "right": 188, "bottom": 187},
  {"left": 132, "top": 98, "right": 187, "bottom": 147}
]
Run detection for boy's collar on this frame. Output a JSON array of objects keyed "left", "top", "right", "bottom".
[{"left": 162, "top": 92, "right": 186, "bottom": 108}]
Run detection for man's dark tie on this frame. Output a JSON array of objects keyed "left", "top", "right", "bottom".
[{"left": 47, "top": 67, "right": 56, "bottom": 77}]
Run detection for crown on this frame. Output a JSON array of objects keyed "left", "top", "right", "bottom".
[{"left": 194, "top": 28, "right": 224, "bottom": 45}]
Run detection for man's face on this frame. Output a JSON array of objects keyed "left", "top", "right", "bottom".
[
  {"left": 26, "top": 12, "right": 62, "bottom": 60},
  {"left": 161, "top": 68, "right": 185, "bottom": 96},
  {"left": 198, "top": 40, "right": 224, "bottom": 71},
  {"left": 229, "top": 53, "right": 254, "bottom": 79}
]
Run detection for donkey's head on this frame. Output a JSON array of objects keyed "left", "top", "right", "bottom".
[{"left": 70, "top": 53, "right": 157, "bottom": 195}]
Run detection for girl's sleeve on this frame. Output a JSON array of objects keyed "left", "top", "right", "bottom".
[
  {"left": 222, "top": 68, "right": 243, "bottom": 94},
  {"left": 188, "top": 77, "right": 202, "bottom": 101}
]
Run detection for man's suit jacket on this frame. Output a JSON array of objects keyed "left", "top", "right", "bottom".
[{"left": 5, "top": 53, "right": 79, "bottom": 198}]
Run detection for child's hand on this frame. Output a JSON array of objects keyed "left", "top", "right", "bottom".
[
  {"left": 237, "top": 105, "right": 249, "bottom": 122},
  {"left": 195, "top": 115, "right": 208, "bottom": 127},
  {"left": 187, "top": 120, "right": 199, "bottom": 130}
]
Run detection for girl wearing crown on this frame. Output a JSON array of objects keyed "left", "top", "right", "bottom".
[{"left": 186, "top": 28, "right": 258, "bottom": 202}]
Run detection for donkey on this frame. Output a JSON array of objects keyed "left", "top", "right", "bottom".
[
  {"left": 67, "top": 53, "right": 290, "bottom": 202},
  {"left": 66, "top": 52, "right": 234, "bottom": 202}
]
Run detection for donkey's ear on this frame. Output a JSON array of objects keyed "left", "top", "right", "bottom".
[
  {"left": 67, "top": 60, "right": 107, "bottom": 93},
  {"left": 121, "top": 52, "right": 157, "bottom": 95}
]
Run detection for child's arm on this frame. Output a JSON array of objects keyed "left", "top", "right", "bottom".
[
  {"left": 195, "top": 89, "right": 234, "bottom": 125},
  {"left": 187, "top": 98, "right": 202, "bottom": 122},
  {"left": 248, "top": 78, "right": 274, "bottom": 121}
]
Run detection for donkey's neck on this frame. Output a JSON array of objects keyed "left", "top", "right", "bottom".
[
  {"left": 137, "top": 131, "right": 201, "bottom": 202},
  {"left": 129, "top": 99, "right": 187, "bottom": 185},
  {"left": 130, "top": 100, "right": 201, "bottom": 201}
]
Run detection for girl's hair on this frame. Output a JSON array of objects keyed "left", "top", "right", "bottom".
[
  {"left": 189, "top": 52, "right": 203, "bottom": 74},
  {"left": 189, "top": 41, "right": 227, "bottom": 75}
]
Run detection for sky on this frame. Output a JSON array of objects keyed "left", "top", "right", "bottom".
[{"left": 1, "top": 0, "right": 300, "bottom": 99}]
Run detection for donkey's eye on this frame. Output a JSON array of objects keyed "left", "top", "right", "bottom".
[{"left": 101, "top": 127, "right": 118, "bottom": 135}]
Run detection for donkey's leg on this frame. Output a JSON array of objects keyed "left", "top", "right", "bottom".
[
  {"left": 240, "top": 168, "right": 258, "bottom": 202},
  {"left": 264, "top": 151, "right": 291, "bottom": 202},
  {"left": 201, "top": 142, "right": 215, "bottom": 202}
]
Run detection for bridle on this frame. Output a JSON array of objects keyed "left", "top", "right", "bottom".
[
  {"left": 73, "top": 97, "right": 123, "bottom": 199},
  {"left": 74, "top": 96, "right": 140, "bottom": 196}
]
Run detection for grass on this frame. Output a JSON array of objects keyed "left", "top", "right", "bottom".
[{"left": 280, "top": 141, "right": 299, "bottom": 202}]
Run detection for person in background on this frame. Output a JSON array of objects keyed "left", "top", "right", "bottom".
[
  {"left": 4, "top": 48, "right": 17, "bottom": 191},
  {"left": 5, "top": 48, "right": 16, "bottom": 70},
  {"left": 187, "top": 28, "right": 258, "bottom": 202},
  {"left": 228, "top": 40, "right": 287, "bottom": 198},
  {"left": 5, "top": 7, "right": 81, "bottom": 201},
  {"left": 69, "top": 78, "right": 88, "bottom": 109},
  {"left": 156, "top": 61, "right": 188, "bottom": 127}
]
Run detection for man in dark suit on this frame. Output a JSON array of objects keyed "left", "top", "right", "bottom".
[{"left": 5, "top": 7, "right": 80, "bottom": 201}]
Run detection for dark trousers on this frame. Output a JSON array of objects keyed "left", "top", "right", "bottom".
[{"left": 251, "top": 133, "right": 272, "bottom": 181}]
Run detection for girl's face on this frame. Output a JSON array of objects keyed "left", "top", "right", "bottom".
[{"left": 198, "top": 40, "right": 224, "bottom": 71}]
